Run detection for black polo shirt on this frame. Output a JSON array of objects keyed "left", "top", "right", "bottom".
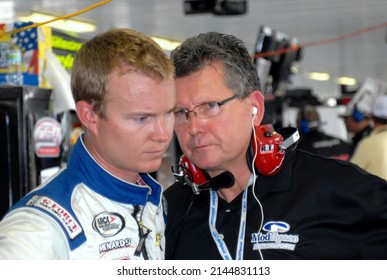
[{"left": 164, "top": 149, "right": 387, "bottom": 259}]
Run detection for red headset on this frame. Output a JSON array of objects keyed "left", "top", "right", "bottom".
[
  {"left": 178, "top": 155, "right": 210, "bottom": 186},
  {"left": 172, "top": 124, "right": 300, "bottom": 189},
  {"left": 250, "top": 124, "right": 286, "bottom": 176}
]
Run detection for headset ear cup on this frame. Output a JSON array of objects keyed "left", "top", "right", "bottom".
[
  {"left": 352, "top": 107, "right": 364, "bottom": 122},
  {"left": 250, "top": 125, "right": 286, "bottom": 176},
  {"left": 179, "top": 155, "right": 210, "bottom": 185},
  {"left": 299, "top": 120, "right": 310, "bottom": 135}
]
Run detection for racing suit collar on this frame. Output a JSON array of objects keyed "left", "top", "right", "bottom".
[{"left": 67, "top": 135, "right": 163, "bottom": 206}]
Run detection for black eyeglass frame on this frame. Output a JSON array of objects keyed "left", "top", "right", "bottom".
[{"left": 174, "top": 95, "right": 238, "bottom": 127}]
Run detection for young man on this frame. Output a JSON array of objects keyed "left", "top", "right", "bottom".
[
  {"left": 0, "top": 28, "right": 176, "bottom": 259},
  {"left": 164, "top": 32, "right": 387, "bottom": 260}
]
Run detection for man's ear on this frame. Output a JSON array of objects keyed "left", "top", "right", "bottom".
[
  {"left": 76, "top": 100, "right": 98, "bottom": 134},
  {"left": 249, "top": 90, "right": 265, "bottom": 125}
]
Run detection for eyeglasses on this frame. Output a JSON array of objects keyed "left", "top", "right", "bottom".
[{"left": 174, "top": 95, "right": 238, "bottom": 127}]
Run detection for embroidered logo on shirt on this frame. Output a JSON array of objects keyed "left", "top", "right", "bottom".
[
  {"left": 251, "top": 221, "right": 299, "bottom": 251},
  {"left": 263, "top": 221, "right": 290, "bottom": 233},
  {"left": 26, "top": 195, "right": 83, "bottom": 239},
  {"left": 92, "top": 212, "right": 125, "bottom": 237},
  {"left": 99, "top": 238, "right": 132, "bottom": 253}
]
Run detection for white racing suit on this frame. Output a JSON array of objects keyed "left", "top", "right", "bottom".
[{"left": 0, "top": 136, "right": 167, "bottom": 259}]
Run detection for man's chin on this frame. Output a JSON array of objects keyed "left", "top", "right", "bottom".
[
  {"left": 191, "top": 155, "right": 218, "bottom": 170},
  {"left": 141, "top": 161, "right": 163, "bottom": 174}
]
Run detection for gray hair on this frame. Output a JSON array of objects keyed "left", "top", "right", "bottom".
[{"left": 170, "top": 32, "right": 261, "bottom": 98}]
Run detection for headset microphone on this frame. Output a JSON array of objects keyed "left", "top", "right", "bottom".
[{"left": 197, "top": 171, "right": 235, "bottom": 191}]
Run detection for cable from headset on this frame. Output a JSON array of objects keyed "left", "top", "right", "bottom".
[{"left": 251, "top": 115, "right": 264, "bottom": 260}]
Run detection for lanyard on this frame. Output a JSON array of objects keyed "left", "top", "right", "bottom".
[
  {"left": 132, "top": 205, "right": 151, "bottom": 259},
  {"left": 209, "top": 186, "right": 248, "bottom": 260}
]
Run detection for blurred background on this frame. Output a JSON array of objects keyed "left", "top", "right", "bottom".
[{"left": 2, "top": 0, "right": 386, "bottom": 97}]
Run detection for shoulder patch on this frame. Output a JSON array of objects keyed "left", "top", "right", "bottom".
[{"left": 26, "top": 195, "right": 83, "bottom": 239}]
